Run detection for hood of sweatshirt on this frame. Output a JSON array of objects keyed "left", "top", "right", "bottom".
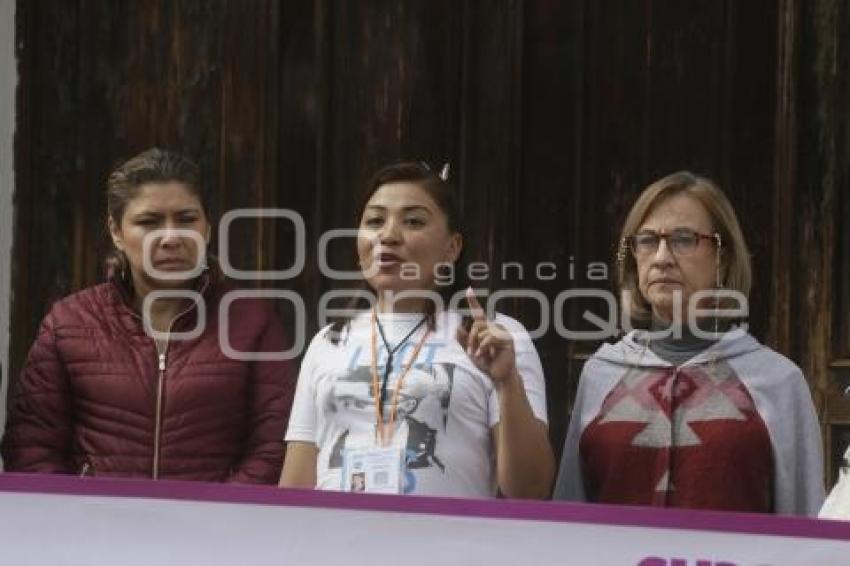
[{"left": 592, "top": 327, "right": 763, "bottom": 369}]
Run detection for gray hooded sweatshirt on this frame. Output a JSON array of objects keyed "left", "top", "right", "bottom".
[{"left": 553, "top": 328, "right": 824, "bottom": 516}]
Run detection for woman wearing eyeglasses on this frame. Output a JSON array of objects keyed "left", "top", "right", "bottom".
[{"left": 553, "top": 171, "right": 824, "bottom": 515}]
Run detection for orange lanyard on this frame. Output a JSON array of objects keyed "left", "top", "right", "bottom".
[{"left": 370, "top": 310, "right": 431, "bottom": 447}]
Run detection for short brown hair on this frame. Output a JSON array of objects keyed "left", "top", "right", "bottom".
[{"left": 616, "top": 171, "right": 752, "bottom": 325}]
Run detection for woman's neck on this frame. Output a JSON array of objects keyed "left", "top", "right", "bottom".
[
  {"left": 129, "top": 273, "right": 191, "bottom": 332},
  {"left": 376, "top": 291, "right": 431, "bottom": 314},
  {"left": 650, "top": 313, "right": 726, "bottom": 340}
]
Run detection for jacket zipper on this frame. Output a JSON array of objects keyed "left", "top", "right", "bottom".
[
  {"left": 147, "top": 282, "right": 208, "bottom": 480},
  {"left": 122, "top": 276, "right": 210, "bottom": 480},
  {"left": 125, "top": 309, "right": 169, "bottom": 480},
  {"left": 151, "top": 351, "right": 167, "bottom": 479}
]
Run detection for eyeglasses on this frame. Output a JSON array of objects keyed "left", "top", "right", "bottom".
[{"left": 624, "top": 228, "right": 720, "bottom": 257}]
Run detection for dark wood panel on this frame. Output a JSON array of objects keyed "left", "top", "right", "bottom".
[
  {"left": 809, "top": 0, "right": 850, "bottom": 481},
  {"left": 324, "top": 0, "right": 463, "bottom": 281},
  {"left": 724, "top": 0, "right": 779, "bottom": 343},
  {"left": 10, "top": 0, "right": 83, "bottom": 382},
  {"left": 456, "top": 0, "right": 523, "bottom": 282},
  {"left": 828, "top": 423, "right": 850, "bottom": 485},
  {"left": 275, "top": 0, "right": 325, "bottom": 340},
  {"left": 520, "top": 0, "right": 584, "bottom": 451},
  {"left": 792, "top": 0, "right": 849, "bottom": 480},
  {"left": 770, "top": 0, "right": 800, "bottom": 357},
  {"left": 563, "top": 0, "right": 652, "bottom": 368},
  {"left": 9, "top": 0, "right": 36, "bottom": 385},
  {"left": 580, "top": 0, "right": 652, "bottom": 255},
  {"left": 216, "top": 0, "right": 279, "bottom": 277},
  {"left": 832, "top": 0, "right": 850, "bottom": 363},
  {"left": 794, "top": 0, "right": 842, "bottom": 403},
  {"left": 643, "top": 0, "right": 728, "bottom": 178},
  {"left": 327, "top": 0, "right": 462, "bottom": 208}
]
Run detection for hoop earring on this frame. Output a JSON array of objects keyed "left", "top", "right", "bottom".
[{"left": 122, "top": 251, "right": 131, "bottom": 282}]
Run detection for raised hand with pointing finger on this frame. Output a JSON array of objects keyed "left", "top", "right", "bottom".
[
  {"left": 455, "top": 286, "right": 555, "bottom": 498},
  {"left": 456, "top": 287, "right": 518, "bottom": 387}
]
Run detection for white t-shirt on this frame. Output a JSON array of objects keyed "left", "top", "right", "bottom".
[{"left": 285, "top": 310, "right": 548, "bottom": 498}]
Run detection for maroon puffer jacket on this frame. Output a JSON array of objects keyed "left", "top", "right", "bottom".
[{"left": 1, "top": 271, "right": 295, "bottom": 483}]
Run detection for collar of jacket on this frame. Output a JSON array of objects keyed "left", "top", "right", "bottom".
[{"left": 108, "top": 264, "right": 220, "bottom": 320}]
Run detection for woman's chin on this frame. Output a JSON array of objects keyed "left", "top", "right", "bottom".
[
  {"left": 648, "top": 296, "right": 683, "bottom": 322},
  {"left": 367, "top": 275, "right": 426, "bottom": 295}
]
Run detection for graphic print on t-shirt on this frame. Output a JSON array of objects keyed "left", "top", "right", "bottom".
[{"left": 322, "top": 347, "right": 456, "bottom": 493}]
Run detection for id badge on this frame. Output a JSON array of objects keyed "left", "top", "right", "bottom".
[{"left": 341, "top": 445, "right": 406, "bottom": 494}]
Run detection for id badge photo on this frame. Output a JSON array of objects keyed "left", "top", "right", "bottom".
[{"left": 341, "top": 444, "right": 406, "bottom": 494}]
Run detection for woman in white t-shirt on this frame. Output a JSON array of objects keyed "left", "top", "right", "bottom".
[{"left": 279, "top": 162, "right": 554, "bottom": 498}]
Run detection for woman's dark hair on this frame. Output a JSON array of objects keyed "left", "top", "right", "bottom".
[
  {"left": 327, "top": 161, "right": 467, "bottom": 343},
  {"left": 105, "top": 148, "right": 208, "bottom": 277}
]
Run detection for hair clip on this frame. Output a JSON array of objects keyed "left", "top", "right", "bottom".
[{"left": 439, "top": 162, "right": 450, "bottom": 181}]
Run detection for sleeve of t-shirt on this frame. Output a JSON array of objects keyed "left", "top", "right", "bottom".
[
  {"left": 487, "top": 314, "right": 548, "bottom": 428},
  {"left": 283, "top": 328, "right": 329, "bottom": 443}
]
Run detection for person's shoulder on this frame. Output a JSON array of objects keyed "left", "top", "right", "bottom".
[
  {"left": 311, "top": 323, "right": 338, "bottom": 344},
  {"left": 306, "top": 322, "right": 356, "bottom": 351},
  {"left": 48, "top": 282, "right": 118, "bottom": 321},
  {"left": 586, "top": 332, "right": 643, "bottom": 365},
  {"left": 29, "top": 282, "right": 123, "bottom": 338},
  {"left": 492, "top": 311, "right": 530, "bottom": 333},
  {"left": 58, "top": 281, "right": 114, "bottom": 305},
  {"left": 567, "top": 338, "right": 633, "bottom": 403},
  {"left": 730, "top": 331, "right": 803, "bottom": 379},
  {"left": 297, "top": 323, "right": 359, "bottom": 374}
]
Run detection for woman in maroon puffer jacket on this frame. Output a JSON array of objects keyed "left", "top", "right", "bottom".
[{"left": 1, "top": 148, "right": 295, "bottom": 483}]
